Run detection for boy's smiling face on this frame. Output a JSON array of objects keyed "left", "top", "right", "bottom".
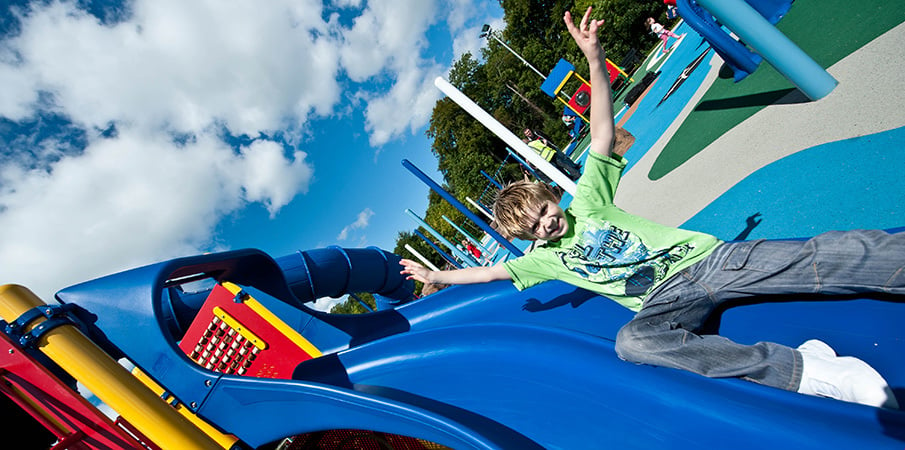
[{"left": 525, "top": 200, "right": 568, "bottom": 241}]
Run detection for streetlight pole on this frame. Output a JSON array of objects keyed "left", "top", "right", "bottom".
[{"left": 480, "top": 24, "right": 546, "bottom": 80}]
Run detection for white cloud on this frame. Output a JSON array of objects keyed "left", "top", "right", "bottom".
[
  {"left": 337, "top": 207, "right": 375, "bottom": 241},
  {"left": 445, "top": 0, "right": 477, "bottom": 32},
  {"left": 311, "top": 295, "right": 347, "bottom": 312},
  {"left": 9, "top": 0, "right": 339, "bottom": 136},
  {"left": 341, "top": 0, "right": 505, "bottom": 147},
  {"left": 238, "top": 140, "right": 313, "bottom": 217},
  {"left": 364, "top": 63, "right": 444, "bottom": 147},
  {"left": 337, "top": 0, "right": 436, "bottom": 82},
  {"left": 331, "top": 0, "right": 363, "bottom": 9},
  {"left": 0, "top": 47, "right": 40, "bottom": 121},
  {"left": 2, "top": 0, "right": 503, "bottom": 151},
  {"left": 0, "top": 126, "right": 313, "bottom": 298},
  {"left": 336, "top": 0, "right": 443, "bottom": 147}
]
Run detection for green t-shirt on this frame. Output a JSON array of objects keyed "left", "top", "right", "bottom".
[{"left": 503, "top": 152, "right": 722, "bottom": 311}]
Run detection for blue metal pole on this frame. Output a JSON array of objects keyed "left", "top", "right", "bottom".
[
  {"left": 403, "top": 159, "right": 523, "bottom": 257},
  {"left": 480, "top": 170, "right": 503, "bottom": 189},
  {"left": 506, "top": 147, "right": 544, "bottom": 181},
  {"left": 413, "top": 229, "right": 462, "bottom": 269},
  {"left": 406, "top": 209, "right": 479, "bottom": 267},
  {"left": 695, "top": 0, "right": 837, "bottom": 100}
]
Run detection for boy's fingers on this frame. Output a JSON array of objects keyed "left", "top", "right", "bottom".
[{"left": 564, "top": 11, "right": 577, "bottom": 34}]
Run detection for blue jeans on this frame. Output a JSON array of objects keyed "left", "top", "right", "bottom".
[{"left": 615, "top": 229, "right": 905, "bottom": 390}]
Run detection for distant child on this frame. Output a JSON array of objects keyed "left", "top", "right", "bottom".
[
  {"left": 561, "top": 107, "right": 584, "bottom": 139},
  {"left": 646, "top": 17, "right": 683, "bottom": 53},
  {"left": 664, "top": 0, "right": 679, "bottom": 20},
  {"left": 401, "top": 6, "right": 902, "bottom": 410}
]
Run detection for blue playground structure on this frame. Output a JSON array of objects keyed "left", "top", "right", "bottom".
[
  {"left": 677, "top": 0, "right": 769, "bottom": 81},
  {"left": 677, "top": 0, "right": 837, "bottom": 98},
  {"left": 2, "top": 231, "right": 904, "bottom": 448}
]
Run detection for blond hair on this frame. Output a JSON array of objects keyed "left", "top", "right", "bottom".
[{"left": 492, "top": 181, "right": 559, "bottom": 239}]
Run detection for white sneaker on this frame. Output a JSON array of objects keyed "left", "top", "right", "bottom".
[{"left": 797, "top": 340, "right": 899, "bottom": 409}]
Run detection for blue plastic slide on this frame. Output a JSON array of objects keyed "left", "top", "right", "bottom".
[{"left": 51, "top": 236, "right": 905, "bottom": 448}]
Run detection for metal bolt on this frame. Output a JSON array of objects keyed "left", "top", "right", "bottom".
[
  {"left": 204, "top": 379, "right": 212, "bottom": 387},
  {"left": 190, "top": 402, "right": 197, "bottom": 408}
]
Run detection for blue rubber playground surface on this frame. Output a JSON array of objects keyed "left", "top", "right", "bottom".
[{"left": 566, "top": 3, "right": 904, "bottom": 243}]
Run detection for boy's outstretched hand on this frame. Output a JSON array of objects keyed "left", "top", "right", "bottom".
[
  {"left": 564, "top": 7, "right": 606, "bottom": 63},
  {"left": 400, "top": 258, "right": 432, "bottom": 284}
]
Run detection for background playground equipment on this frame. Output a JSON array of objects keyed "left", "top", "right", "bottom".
[
  {"left": 676, "top": 0, "right": 837, "bottom": 98},
  {"left": 2, "top": 228, "right": 904, "bottom": 448},
  {"left": 402, "top": 158, "right": 524, "bottom": 271},
  {"left": 434, "top": 77, "right": 578, "bottom": 196},
  {"left": 413, "top": 228, "right": 463, "bottom": 269},
  {"left": 540, "top": 57, "right": 632, "bottom": 123},
  {"left": 405, "top": 209, "right": 481, "bottom": 269}
]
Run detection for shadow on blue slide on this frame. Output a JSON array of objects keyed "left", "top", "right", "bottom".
[{"left": 54, "top": 239, "right": 905, "bottom": 448}]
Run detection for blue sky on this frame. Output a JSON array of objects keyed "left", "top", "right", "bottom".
[{"left": 0, "top": 0, "right": 506, "bottom": 305}]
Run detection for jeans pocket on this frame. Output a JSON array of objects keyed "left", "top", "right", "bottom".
[
  {"left": 721, "top": 239, "right": 764, "bottom": 271},
  {"left": 721, "top": 239, "right": 807, "bottom": 274}
]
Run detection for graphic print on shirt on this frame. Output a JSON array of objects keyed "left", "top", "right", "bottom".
[{"left": 556, "top": 218, "right": 694, "bottom": 297}]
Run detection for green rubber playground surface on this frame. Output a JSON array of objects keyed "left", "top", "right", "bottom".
[{"left": 649, "top": 0, "right": 905, "bottom": 180}]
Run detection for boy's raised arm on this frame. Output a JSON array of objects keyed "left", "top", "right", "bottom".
[
  {"left": 400, "top": 259, "right": 512, "bottom": 285},
  {"left": 564, "top": 7, "right": 615, "bottom": 158}
]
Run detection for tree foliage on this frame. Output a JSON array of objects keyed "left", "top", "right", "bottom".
[
  {"left": 569, "top": 0, "right": 674, "bottom": 65},
  {"left": 329, "top": 292, "right": 377, "bottom": 315}
]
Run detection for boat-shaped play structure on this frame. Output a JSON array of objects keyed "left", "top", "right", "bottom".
[{"left": 1, "top": 238, "right": 903, "bottom": 449}]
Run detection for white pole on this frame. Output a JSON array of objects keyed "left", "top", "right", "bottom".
[
  {"left": 433, "top": 77, "right": 577, "bottom": 196},
  {"left": 404, "top": 244, "right": 441, "bottom": 271},
  {"left": 466, "top": 196, "right": 494, "bottom": 221}
]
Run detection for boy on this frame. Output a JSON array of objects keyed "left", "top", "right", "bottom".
[{"left": 400, "top": 7, "right": 901, "bottom": 409}]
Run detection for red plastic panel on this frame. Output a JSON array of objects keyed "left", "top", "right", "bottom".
[{"left": 178, "top": 284, "right": 317, "bottom": 379}]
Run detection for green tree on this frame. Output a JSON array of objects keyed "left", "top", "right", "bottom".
[
  {"left": 568, "top": 0, "right": 673, "bottom": 65},
  {"left": 329, "top": 292, "right": 376, "bottom": 315},
  {"left": 426, "top": 94, "right": 502, "bottom": 200}
]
